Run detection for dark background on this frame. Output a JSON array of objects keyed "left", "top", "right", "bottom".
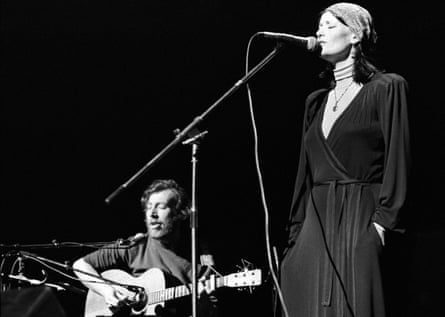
[{"left": 1, "top": 1, "right": 444, "bottom": 316}]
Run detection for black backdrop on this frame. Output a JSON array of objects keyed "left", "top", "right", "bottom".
[{"left": 2, "top": 1, "right": 444, "bottom": 316}]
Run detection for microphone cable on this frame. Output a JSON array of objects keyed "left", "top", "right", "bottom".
[
  {"left": 245, "top": 32, "right": 357, "bottom": 317},
  {"left": 244, "top": 32, "right": 290, "bottom": 317}
]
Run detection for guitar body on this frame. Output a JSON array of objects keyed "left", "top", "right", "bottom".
[
  {"left": 83, "top": 267, "right": 262, "bottom": 317},
  {"left": 85, "top": 268, "right": 166, "bottom": 317}
]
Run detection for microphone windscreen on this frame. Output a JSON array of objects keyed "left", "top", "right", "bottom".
[{"left": 306, "top": 37, "right": 320, "bottom": 52}]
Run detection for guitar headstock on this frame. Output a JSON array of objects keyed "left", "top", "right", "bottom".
[{"left": 226, "top": 269, "right": 262, "bottom": 288}]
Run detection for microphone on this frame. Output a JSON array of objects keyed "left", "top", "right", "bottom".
[
  {"left": 258, "top": 32, "right": 319, "bottom": 51},
  {"left": 117, "top": 233, "right": 148, "bottom": 246}
]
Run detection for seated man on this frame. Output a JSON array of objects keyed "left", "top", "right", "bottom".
[{"left": 73, "top": 179, "right": 218, "bottom": 317}]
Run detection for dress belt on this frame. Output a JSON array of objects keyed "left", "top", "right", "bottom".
[
  {"left": 311, "top": 179, "right": 378, "bottom": 312},
  {"left": 314, "top": 179, "right": 374, "bottom": 186}
]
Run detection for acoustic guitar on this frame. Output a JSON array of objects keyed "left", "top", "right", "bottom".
[{"left": 84, "top": 268, "right": 262, "bottom": 317}]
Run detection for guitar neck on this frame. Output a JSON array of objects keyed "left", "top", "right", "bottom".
[{"left": 147, "top": 275, "right": 227, "bottom": 305}]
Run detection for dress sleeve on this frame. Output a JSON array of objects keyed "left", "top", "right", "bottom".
[
  {"left": 284, "top": 93, "right": 320, "bottom": 250},
  {"left": 372, "top": 75, "right": 411, "bottom": 230}
]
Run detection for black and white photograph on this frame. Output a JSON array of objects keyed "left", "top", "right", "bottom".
[{"left": 1, "top": 1, "right": 444, "bottom": 316}]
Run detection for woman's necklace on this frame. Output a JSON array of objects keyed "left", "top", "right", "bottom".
[{"left": 332, "top": 81, "right": 354, "bottom": 112}]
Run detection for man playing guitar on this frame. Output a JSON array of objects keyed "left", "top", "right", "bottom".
[{"left": 73, "top": 179, "right": 218, "bottom": 317}]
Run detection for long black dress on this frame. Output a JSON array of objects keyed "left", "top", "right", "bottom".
[{"left": 280, "top": 72, "right": 410, "bottom": 317}]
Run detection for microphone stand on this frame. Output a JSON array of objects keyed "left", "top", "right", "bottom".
[
  {"left": 0, "top": 240, "right": 140, "bottom": 294},
  {"left": 104, "top": 42, "right": 285, "bottom": 204},
  {"left": 0, "top": 240, "right": 120, "bottom": 250},
  {"left": 0, "top": 232, "right": 148, "bottom": 251},
  {"left": 15, "top": 251, "right": 144, "bottom": 293},
  {"left": 104, "top": 42, "right": 285, "bottom": 317},
  {"left": 183, "top": 134, "right": 203, "bottom": 317}
]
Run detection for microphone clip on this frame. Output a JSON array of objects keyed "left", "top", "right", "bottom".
[
  {"left": 182, "top": 130, "right": 208, "bottom": 145},
  {"left": 117, "top": 233, "right": 148, "bottom": 247}
]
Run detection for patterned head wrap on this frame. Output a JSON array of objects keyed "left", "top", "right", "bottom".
[{"left": 323, "top": 2, "right": 377, "bottom": 44}]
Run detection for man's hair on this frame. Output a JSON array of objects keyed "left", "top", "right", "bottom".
[{"left": 140, "top": 179, "right": 190, "bottom": 220}]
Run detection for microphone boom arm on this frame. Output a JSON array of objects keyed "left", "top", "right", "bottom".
[
  {"left": 104, "top": 38, "right": 286, "bottom": 317},
  {"left": 105, "top": 42, "right": 285, "bottom": 203},
  {"left": 18, "top": 251, "right": 144, "bottom": 293}
]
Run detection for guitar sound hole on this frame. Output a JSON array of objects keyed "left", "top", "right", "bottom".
[{"left": 131, "top": 291, "right": 148, "bottom": 313}]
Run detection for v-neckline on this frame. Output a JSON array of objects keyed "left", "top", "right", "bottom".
[{"left": 320, "top": 85, "right": 364, "bottom": 141}]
